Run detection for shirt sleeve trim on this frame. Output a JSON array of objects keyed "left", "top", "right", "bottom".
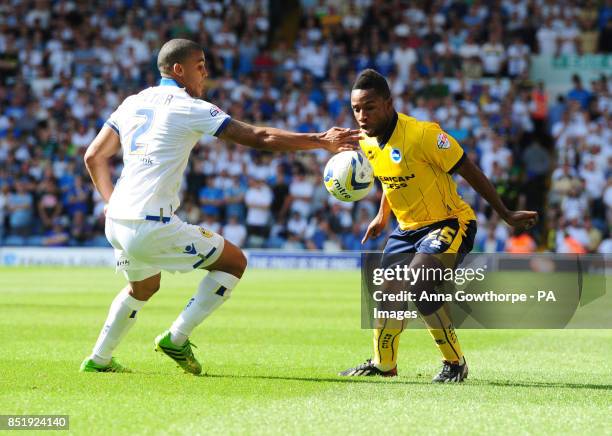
[
  {"left": 213, "top": 116, "right": 232, "bottom": 137},
  {"left": 448, "top": 151, "right": 466, "bottom": 174},
  {"left": 105, "top": 120, "right": 120, "bottom": 135}
]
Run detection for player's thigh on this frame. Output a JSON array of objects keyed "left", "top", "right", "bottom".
[
  {"left": 428, "top": 219, "right": 477, "bottom": 268},
  {"left": 417, "top": 219, "right": 478, "bottom": 269},
  {"left": 381, "top": 225, "right": 418, "bottom": 268},
  {"left": 107, "top": 218, "right": 163, "bottom": 282},
  {"left": 113, "top": 247, "right": 162, "bottom": 282},
  {"left": 135, "top": 216, "right": 228, "bottom": 275},
  {"left": 454, "top": 220, "right": 477, "bottom": 255},
  {"left": 383, "top": 226, "right": 419, "bottom": 254},
  {"left": 415, "top": 219, "right": 464, "bottom": 254},
  {"left": 129, "top": 272, "right": 162, "bottom": 300}
]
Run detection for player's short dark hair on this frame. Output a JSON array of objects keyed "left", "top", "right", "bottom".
[
  {"left": 352, "top": 69, "right": 391, "bottom": 99},
  {"left": 157, "top": 39, "right": 203, "bottom": 73}
]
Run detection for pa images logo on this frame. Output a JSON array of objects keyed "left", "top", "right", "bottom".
[
  {"left": 437, "top": 133, "right": 450, "bottom": 149},
  {"left": 199, "top": 227, "right": 214, "bottom": 238}
]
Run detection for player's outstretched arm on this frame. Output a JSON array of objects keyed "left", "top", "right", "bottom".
[
  {"left": 218, "top": 119, "right": 360, "bottom": 153},
  {"left": 84, "top": 125, "right": 121, "bottom": 203},
  {"left": 455, "top": 155, "right": 538, "bottom": 230}
]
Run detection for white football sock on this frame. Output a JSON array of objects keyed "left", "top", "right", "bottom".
[
  {"left": 91, "top": 289, "right": 146, "bottom": 365},
  {"left": 169, "top": 271, "right": 240, "bottom": 346}
]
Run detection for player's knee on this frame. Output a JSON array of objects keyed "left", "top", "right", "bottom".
[
  {"left": 225, "top": 242, "right": 247, "bottom": 277},
  {"left": 208, "top": 241, "right": 247, "bottom": 278},
  {"left": 150, "top": 281, "right": 161, "bottom": 294},
  {"left": 129, "top": 287, "right": 157, "bottom": 301},
  {"left": 226, "top": 248, "right": 247, "bottom": 278},
  {"left": 129, "top": 273, "right": 161, "bottom": 301}
]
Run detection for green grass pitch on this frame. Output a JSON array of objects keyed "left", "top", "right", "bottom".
[{"left": 1, "top": 267, "right": 610, "bottom": 434}]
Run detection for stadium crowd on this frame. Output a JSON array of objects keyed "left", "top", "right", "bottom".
[{"left": 0, "top": 0, "right": 610, "bottom": 253}]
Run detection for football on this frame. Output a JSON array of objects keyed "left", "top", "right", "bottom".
[{"left": 323, "top": 151, "right": 374, "bottom": 202}]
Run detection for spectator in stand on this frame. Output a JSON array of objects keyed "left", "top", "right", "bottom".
[
  {"left": 598, "top": 236, "right": 612, "bottom": 253},
  {"left": 223, "top": 175, "right": 246, "bottom": 221},
  {"left": 0, "top": 184, "right": 8, "bottom": 241},
  {"left": 8, "top": 181, "right": 33, "bottom": 237},
  {"left": 567, "top": 74, "right": 593, "bottom": 110},
  {"left": 70, "top": 209, "right": 92, "bottom": 245},
  {"left": 342, "top": 222, "right": 364, "bottom": 251},
  {"left": 507, "top": 36, "right": 530, "bottom": 78},
  {"left": 480, "top": 32, "right": 505, "bottom": 77},
  {"left": 65, "top": 175, "right": 89, "bottom": 218},
  {"left": 475, "top": 224, "right": 506, "bottom": 253},
  {"left": 599, "top": 17, "right": 612, "bottom": 52},
  {"left": 561, "top": 186, "right": 589, "bottom": 222},
  {"left": 536, "top": 16, "right": 558, "bottom": 55},
  {"left": 393, "top": 39, "right": 417, "bottom": 83},
  {"left": 603, "top": 176, "right": 612, "bottom": 224},
  {"left": 579, "top": 15, "right": 600, "bottom": 54},
  {"left": 37, "top": 177, "right": 62, "bottom": 231},
  {"left": 286, "top": 211, "right": 308, "bottom": 244},
  {"left": 304, "top": 210, "right": 328, "bottom": 250},
  {"left": 556, "top": 226, "right": 587, "bottom": 254},
  {"left": 43, "top": 220, "right": 69, "bottom": 247},
  {"left": 505, "top": 228, "right": 537, "bottom": 253},
  {"left": 198, "top": 177, "right": 224, "bottom": 218},
  {"left": 222, "top": 214, "right": 247, "bottom": 247},
  {"left": 245, "top": 177, "right": 273, "bottom": 246},
  {"left": 287, "top": 168, "right": 315, "bottom": 219}
]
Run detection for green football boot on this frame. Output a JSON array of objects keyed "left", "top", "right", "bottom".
[
  {"left": 80, "top": 357, "right": 131, "bottom": 373},
  {"left": 154, "top": 330, "right": 202, "bottom": 375}
]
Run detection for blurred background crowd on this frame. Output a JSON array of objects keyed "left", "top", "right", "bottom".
[{"left": 0, "top": 0, "right": 610, "bottom": 253}]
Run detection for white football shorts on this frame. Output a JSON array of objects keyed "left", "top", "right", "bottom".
[{"left": 105, "top": 215, "right": 225, "bottom": 281}]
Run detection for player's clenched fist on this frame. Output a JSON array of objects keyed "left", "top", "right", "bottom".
[{"left": 502, "top": 210, "right": 539, "bottom": 230}]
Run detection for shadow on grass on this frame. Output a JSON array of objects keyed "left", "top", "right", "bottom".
[
  {"left": 199, "top": 373, "right": 612, "bottom": 390},
  {"left": 487, "top": 380, "right": 612, "bottom": 391},
  {"left": 201, "top": 373, "right": 426, "bottom": 385}
]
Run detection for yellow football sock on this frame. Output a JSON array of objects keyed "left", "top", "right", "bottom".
[
  {"left": 372, "top": 322, "right": 402, "bottom": 371},
  {"left": 421, "top": 305, "right": 464, "bottom": 364}
]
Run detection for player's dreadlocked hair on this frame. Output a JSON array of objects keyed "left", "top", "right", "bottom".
[
  {"left": 157, "top": 39, "right": 203, "bottom": 74},
  {"left": 352, "top": 69, "right": 391, "bottom": 99}
]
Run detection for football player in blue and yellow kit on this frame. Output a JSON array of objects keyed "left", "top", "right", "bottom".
[{"left": 339, "top": 70, "right": 538, "bottom": 382}]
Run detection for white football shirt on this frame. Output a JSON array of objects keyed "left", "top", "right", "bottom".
[{"left": 105, "top": 78, "right": 230, "bottom": 219}]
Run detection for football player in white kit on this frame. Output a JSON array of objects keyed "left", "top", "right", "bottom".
[{"left": 80, "top": 39, "right": 359, "bottom": 373}]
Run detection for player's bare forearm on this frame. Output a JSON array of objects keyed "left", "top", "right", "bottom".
[
  {"left": 456, "top": 155, "right": 538, "bottom": 229},
  {"left": 218, "top": 119, "right": 360, "bottom": 153},
  {"left": 85, "top": 156, "right": 115, "bottom": 203},
  {"left": 378, "top": 193, "right": 391, "bottom": 222},
  {"left": 362, "top": 193, "right": 391, "bottom": 243},
  {"left": 84, "top": 125, "right": 121, "bottom": 203},
  {"left": 455, "top": 156, "right": 510, "bottom": 219}
]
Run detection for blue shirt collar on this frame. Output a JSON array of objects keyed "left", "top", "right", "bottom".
[{"left": 159, "top": 77, "right": 181, "bottom": 87}]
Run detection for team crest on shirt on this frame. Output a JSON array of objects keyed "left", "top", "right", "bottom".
[
  {"left": 199, "top": 227, "right": 213, "bottom": 238},
  {"left": 437, "top": 133, "right": 450, "bottom": 149},
  {"left": 390, "top": 148, "right": 402, "bottom": 163},
  {"left": 209, "top": 105, "right": 220, "bottom": 117}
]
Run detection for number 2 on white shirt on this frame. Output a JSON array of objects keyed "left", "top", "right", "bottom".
[{"left": 129, "top": 108, "right": 155, "bottom": 155}]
